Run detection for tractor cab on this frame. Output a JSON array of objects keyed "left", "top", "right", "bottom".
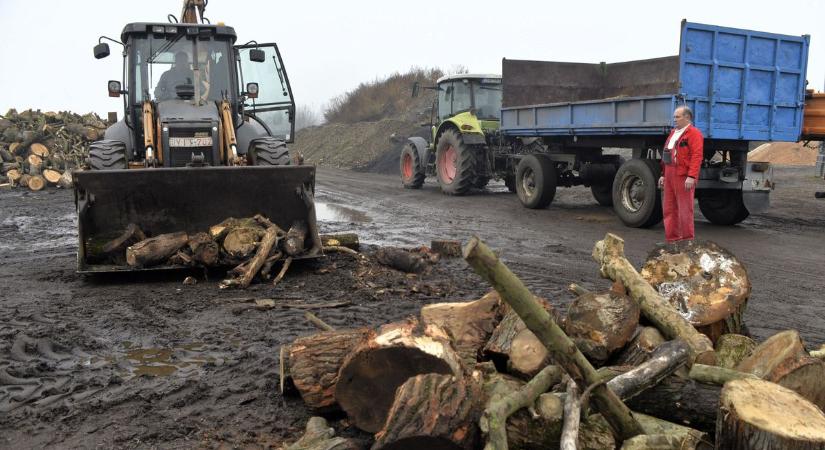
[{"left": 434, "top": 74, "right": 502, "bottom": 123}]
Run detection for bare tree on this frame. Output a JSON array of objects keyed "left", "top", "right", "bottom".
[{"left": 295, "top": 104, "right": 323, "bottom": 131}]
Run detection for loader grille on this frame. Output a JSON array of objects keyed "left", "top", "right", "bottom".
[{"left": 166, "top": 128, "right": 216, "bottom": 167}]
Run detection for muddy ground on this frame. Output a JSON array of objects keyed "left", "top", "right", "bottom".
[{"left": 1, "top": 165, "right": 824, "bottom": 448}]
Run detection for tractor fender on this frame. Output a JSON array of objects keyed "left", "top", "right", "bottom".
[
  {"left": 406, "top": 136, "right": 430, "bottom": 166},
  {"left": 103, "top": 119, "right": 134, "bottom": 156},
  {"left": 236, "top": 118, "right": 270, "bottom": 155}
]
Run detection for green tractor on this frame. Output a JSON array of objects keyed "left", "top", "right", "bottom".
[{"left": 401, "top": 74, "right": 513, "bottom": 195}]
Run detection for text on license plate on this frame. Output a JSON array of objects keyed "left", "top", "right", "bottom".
[{"left": 170, "top": 137, "right": 213, "bottom": 147}]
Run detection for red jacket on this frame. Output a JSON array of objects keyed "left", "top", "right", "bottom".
[{"left": 662, "top": 124, "right": 704, "bottom": 179}]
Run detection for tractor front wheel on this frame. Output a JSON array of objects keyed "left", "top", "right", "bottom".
[
  {"left": 400, "top": 142, "right": 425, "bottom": 189},
  {"left": 435, "top": 129, "right": 475, "bottom": 195}
]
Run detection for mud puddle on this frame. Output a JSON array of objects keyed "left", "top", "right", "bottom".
[{"left": 315, "top": 202, "right": 371, "bottom": 224}]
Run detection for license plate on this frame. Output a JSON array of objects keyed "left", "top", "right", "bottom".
[{"left": 170, "top": 137, "right": 212, "bottom": 147}]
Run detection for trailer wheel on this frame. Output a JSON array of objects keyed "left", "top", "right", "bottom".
[
  {"left": 504, "top": 174, "right": 517, "bottom": 193},
  {"left": 612, "top": 159, "right": 663, "bottom": 228},
  {"left": 516, "top": 154, "right": 557, "bottom": 209},
  {"left": 400, "top": 142, "right": 425, "bottom": 189},
  {"left": 473, "top": 176, "right": 490, "bottom": 189},
  {"left": 249, "top": 138, "right": 291, "bottom": 166},
  {"left": 591, "top": 183, "right": 614, "bottom": 206},
  {"left": 698, "top": 190, "right": 750, "bottom": 225},
  {"left": 435, "top": 129, "right": 475, "bottom": 195},
  {"left": 88, "top": 140, "right": 128, "bottom": 170}
]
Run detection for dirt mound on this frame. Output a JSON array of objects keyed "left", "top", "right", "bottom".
[
  {"left": 294, "top": 119, "right": 429, "bottom": 174},
  {"left": 748, "top": 142, "right": 819, "bottom": 165}
]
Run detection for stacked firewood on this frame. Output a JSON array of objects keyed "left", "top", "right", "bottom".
[
  {"left": 95, "top": 215, "right": 319, "bottom": 289},
  {"left": 0, "top": 108, "right": 107, "bottom": 190},
  {"left": 279, "top": 234, "right": 825, "bottom": 450}
]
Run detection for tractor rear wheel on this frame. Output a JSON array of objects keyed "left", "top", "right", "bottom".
[
  {"left": 249, "top": 138, "right": 291, "bottom": 166},
  {"left": 88, "top": 140, "right": 128, "bottom": 170},
  {"left": 516, "top": 154, "right": 557, "bottom": 209},
  {"left": 435, "top": 129, "right": 475, "bottom": 195},
  {"left": 400, "top": 142, "right": 425, "bottom": 189},
  {"left": 698, "top": 190, "right": 750, "bottom": 225}
]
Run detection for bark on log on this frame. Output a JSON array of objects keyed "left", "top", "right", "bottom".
[
  {"left": 633, "top": 413, "right": 710, "bottom": 450},
  {"left": 187, "top": 232, "right": 219, "bottom": 266},
  {"left": 6, "top": 168, "right": 21, "bottom": 186},
  {"left": 57, "top": 170, "right": 72, "bottom": 188},
  {"left": 284, "top": 221, "right": 308, "bottom": 256},
  {"left": 42, "top": 168, "right": 61, "bottom": 185},
  {"left": 102, "top": 223, "right": 146, "bottom": 265},
  {"left": 372, "top": 373, "right": 482, "bottom": 450},
  {"left": 736, "top": 329, "right": 825, "bottom": 409},
  {"left": 19, "top": 173, "right": 31, "bottom": 187},
  {"left": 688, "top": 363, "right": 758, "bottom": 385},
  {"left": 464, "top": 236, "right": 644, "bottom": 440},
  {"left": 565, "top": 289, "right": 640, "bottom": 364},
  {"left": 431, "top": 239, "right": 462, "bottom": 258},
  {"left": 640, "top": 240, "right": 750, "bottom": 344},
  {"left": 620, "top": 434, "right": 707, "bottom": 450},
  {"left": 0, "top": 148, "right": 13, "bottom": 162},
  {"left": 209, "top": 217, "right": 259, "bottom": 242},
  {"left": 285, "top": 416, "right": 360, "bottom": 450},
  {"left": 222, "top": 224, "right": 265, "bottom": 260},
  {"left": 483, "top": 300, "right": 558, "bottom": 379},
  {"left": 27, "top": 175, "right": 45, "bottom": 191},
  {"left": 286, "top": 328, "right": 371, "bottom": 411},
  {"left": 1, "top": 162, "right": 20, "bottom": 174},
  {"left": 716, "top": 378, "right": 825, "bottom": 450},
  {"left": 126, "top": 232, "right": 189, "bottom": 267},
  {"left": 420, "top": 290, "right": 504, "bottom": 365},
  {"left": 715, "top": 334, "right": 756, "bottom": 369},
  {"left": 560, "top": 378, "right": 581, "bottom": 450},
  {"left": 592, "top": 233, "right": 716, "bottom": 365},
  {"left": 606, "top": 339, "right": 690, "bottom": 400},
  {"left": 335, "top": 318, "right": 464, "bottom": 433},
  {"left": 613, "top": 327, "right": 666, "bottom": 366},
  {"left": 375, "top": 247, "right": 428, "bottom": 273},
  {"left": 320, "top": 233, "right": 360, "bottom": 251},
  {"left": 222, "top": 220, "right": 281, "bottom": 289}
]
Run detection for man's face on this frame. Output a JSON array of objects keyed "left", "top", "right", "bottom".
[{"left": 673, "top": 109, "right": 690, "bottom": 129}]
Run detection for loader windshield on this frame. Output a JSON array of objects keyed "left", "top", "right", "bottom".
[{"left": 131, "top": 33, "right": 233, "bottom": 104}]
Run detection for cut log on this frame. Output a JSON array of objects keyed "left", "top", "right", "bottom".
[
  {"left": 482, "top": 309, "right": 551, "bottom": 379},
  {"left": 283, "top": 221, "right": 308, "bottom": 256},
  {"left": 560, "top": 378, "right": 581, "bottom": 450},
  {"left": 0, "top": 147, "right": 14, "bottom": 162},
  {"left": 42, "top": 168, "right": 61, "bottom": 185},
  {"left": 102, "top": 223, "right": 146, "bottom": 264},
  {"left": 285, "top": 416, "right": 360, "bottom": 450},
  {"left": 620, "top": 434, "right": 707, "bottom": 450},
  {"left": 633, "top": 413, "right": 710, "bottom": 450},
  {"left": 736, "top": 329, "right": 825, "bottom": 409},
  {"left": 431, "top": 239, "right": 462, "bottom": 258},
  {"left": 716, "top": 378, "right": 825, "bottom": 450},
  {"left": 592, "top": 233, "right": 716, "bottom": 365},
  {"left": 126, "top": 232, "right": 189, "bottom": 267},
  {"left": 286, "top": 328, "right": 371, "bottom": 411},
  {"left": 688, "top": 363, "right": 758, "bottom": 385},
  {"left": 715, "top": 334, "right": 756, "bottom": 369},
  {"left": 18, "top": 173, "right": 31, "bottom": 187},
  {"left": 372, "top": 373, "right": 482, "bottom": 450},
  {"left": 564, "top": 288, "right": 640, "bottom": 364},
  {"left": 27, "top": 154, "right": 43, "bottom": 170},
  {"left": 606, "top": 339, "right": 690, "bottom": 400},
  {"left": 375, "top": 247, "right": 428, "bottom": 273},
  {"left": 187, "top": 232, "right": 219, "bottom": 267},
  {"left": 222, "top": 219, "right": 282, "bottom": 289},
  {"left": 222, "top": 222, "right": 265, "bottom": 260},
  {"left": 640, "top": 240, "right": 750, "bottom": 343},
  {"left": 464, "top": 236, "right": 644, "bottom": 440},
  {"left": 27, "top": 175, "right": 45, "bottom": 191},
  {"left": 209, "top": 217, "right": 260, "bottom": 242},
  {"left": 420, "top": 290, "right": 503, "bottom": 365},
  {"left": 29, "top": 143, "right": 49, "bottom": 158},
  {"left": 334, "top": 318, "right": 464, "bottom": 433},
  {"left": 624, "top": 372, "right": 719, "bottom": 433},
  {"left": 613, "top": 326, "right": 666, "bottom": 366},
  {"left": 1, "top": 162, "right": 19, "bottom": 173},
  {"left": 6, "top": 168, "right": 21, "bottom": 186},
  {"left": 56, "top": 170, "right": 72, "bottom": 189},
  {"left": 320, "top": 233, "right": 360, "bottom": 251}
]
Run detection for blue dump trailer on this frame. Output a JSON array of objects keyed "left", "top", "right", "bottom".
[{"left": 500, "top": 20, "right": 811, "bottom": 227}]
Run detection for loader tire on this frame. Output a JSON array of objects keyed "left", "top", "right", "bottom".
[
  {"left": 88, "top": 140, "right": 128, "bottom": 170},
  {"left": 400, "top": 142, "right": 425, "bottom": 189},
  {"left": 249, "top": 138, "right": 291, "bottom": 166},
  {"left": 435, "top": 129, "right": 475, "bottom": 195}
]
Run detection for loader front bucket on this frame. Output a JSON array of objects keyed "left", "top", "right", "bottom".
[{"left": 73, "top": 166, "right": 321, "bottom": 273}]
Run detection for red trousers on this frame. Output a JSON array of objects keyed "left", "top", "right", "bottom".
[{"left": 662, "top": 164, "right": 695, "bottom": 242}]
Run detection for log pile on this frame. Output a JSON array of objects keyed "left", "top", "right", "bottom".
[
  {"left": 0, "top": 108, "right": 108, "bottom": 190},
  {"left": 277, "top": 233, "right": 825, "bottom": 449}
]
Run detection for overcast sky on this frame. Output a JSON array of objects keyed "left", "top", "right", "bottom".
[{"left": 1, "top": 0, "right": 823, "bottom": 118}]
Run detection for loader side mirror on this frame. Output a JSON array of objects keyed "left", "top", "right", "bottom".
[
  {"left": 412, "top": 82, "right": 420, "bottom": 98},
  {"left": 94, "top": 43, "right": 111, "bottom": 59},
  {"left": 246, "top": 82, "right": 259, "bottom": 99},
  {"left": 107, "top": 80, "right": 122, "bottom": 97},
  {"left": 249, "top": 49, "right": 265, "bottom": 63}
]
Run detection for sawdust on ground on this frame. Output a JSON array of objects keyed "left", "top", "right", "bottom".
[{"left": 748, "top": 142, "right": 820, "bottom": 165}]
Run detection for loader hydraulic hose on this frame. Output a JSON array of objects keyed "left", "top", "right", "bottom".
[
  {"left": 220, "top": 100, "right": 239, "bottom": 164},
  {"left": 143, "top": 101, "right": 157, "bottom": 166}
]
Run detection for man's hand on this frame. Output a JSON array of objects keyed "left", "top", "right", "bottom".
[
  {"left": 658, "top": 176, "right": 664, "bottom": 189},
  {"left": 684, "top": 177, "right": 696, "bottom": 190}
]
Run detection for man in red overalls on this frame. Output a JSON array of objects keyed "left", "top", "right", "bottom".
[{"left": 658, "top": 106, "right": 704, "bottom": 242}]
